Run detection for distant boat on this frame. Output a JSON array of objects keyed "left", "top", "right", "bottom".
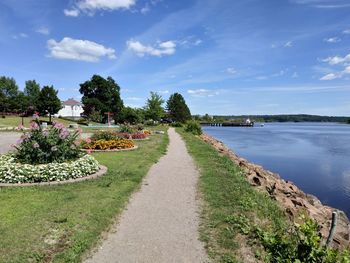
[{"left": 261, "top": 123, "right": 265, "bottom": 127}]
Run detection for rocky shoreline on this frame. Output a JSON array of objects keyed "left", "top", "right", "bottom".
[{"left": 200, "top": 133, "right": 350, "bottom": 250}]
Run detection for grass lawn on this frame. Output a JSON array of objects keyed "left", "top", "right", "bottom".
[
  {"left": 178, "top": 129, "right": 289, "bottom": 263},
  {"left": 0, "top": 116, "right": 73, "bottom": 128},
  {"left": 0, "top": 126, "right": 169, "bottom": 263}
]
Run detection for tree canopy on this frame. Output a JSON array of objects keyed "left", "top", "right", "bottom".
[
  {"left": 24, "top": 80, "right": 41, "bottom": 110},
  {"left": 166, "top": 93, "right": 191, "bottom": 122},
  {"left": 144, "top": 92, "right": 165, "bottom": 121},
  {"left": 79, "top": 75, "right": 123, "bottom": 123},
  {"left": 37, "top": 86, "right": 62, "bottom": 118},
  {"left": 0, "top": 76, "right": 19, "bottom": 112}
]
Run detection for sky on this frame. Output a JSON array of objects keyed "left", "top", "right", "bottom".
[{"left": 0, "top": 0, "right": 350, "bottom": 116}]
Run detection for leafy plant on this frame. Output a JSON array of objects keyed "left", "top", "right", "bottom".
[
  {"left": 81, "top": 138, "right": 135, "bottom": 150},
  {"left": 14, "top": 119, "right": 82, "bottom": 164},
  {"left": 118, "top": 124, "right": 136, "bottom": 133},
  {"left": 184, "top": 120, "right": 202, "bottom": 135},
  {"left": 91, "top": 131, "right": 117, "bottom": 141}
]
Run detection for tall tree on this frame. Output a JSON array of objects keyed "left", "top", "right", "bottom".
[
  {"left": 0, "top": 76, "right": 19, "bottom": 112},
  {"left": 118, "top": 106, "right": 144, "bottom": 124},
  {"left": 79, "top": 75, "right": 124, "bottom": 123},
  {"left": 24, "top": 80, "right": 41, "bottom": 110},
  {"left": 37, "top": 86, "right": 62, "bottom": 121},
  {"left": 144, "top": 92, "right": 165, "bottom": 121},
  {"left": 166, "top": 93, "right": 191, "bottom": 122}
]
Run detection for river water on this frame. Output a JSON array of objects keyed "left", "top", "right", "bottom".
[{"left": 203, "top": 123, "right": 350, "bottom": 217}]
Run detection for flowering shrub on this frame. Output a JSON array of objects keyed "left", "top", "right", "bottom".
[
  {"left": 130, "top": 132, "right": 147, "bottom": 140},
  {"left": 81, "top": 138, "right": 135, "bottom": 151},
  {"left": 14, "top": 120, "right": 82, "bottom": 164},
  {"left": 0, "top": 154, "right": 99, "bottom": 183},
  {"left": 118, "top": 124, "right": 136, "bottom": 133},
  {"left": 143, "top": 130, "right": 152, "bottom": 136},
  {"left": 90, "top": 131, "right": 117, "bottom": 141}
]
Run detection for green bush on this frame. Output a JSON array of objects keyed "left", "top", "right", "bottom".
[
  {"left": 118, "top": 124, "right": 136, "bottom": 133},
  {"left": 255, "top": 216, "right": 350, "bottom": 262},
  {"left": 184, "top": 120, "right": 202, "bottom": 135},
  {"left": 170, "top": 122, "right": 183, "bottom": 127},
  {"left": 13, "top": 119, "right": 82, "bottom": 164},
  {"left": 90, "top": 131, "right": 117, "bottom": 141}
]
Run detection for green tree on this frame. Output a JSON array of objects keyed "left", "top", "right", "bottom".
[
  {"left": 118, "top": 106, "right": 143, "bottom": 124},
  {"left": 37, "top": 86, "right": 62, "bottom": 121},
  {"left": 166, "top": 93, "right": 191, "bottom": 122},
  {"left": 144, "top": 92, "right": 165, "bottom": 121},
  {"left": 0, "top": 76, "right": 19, "bottom": 112},
  {"left": 24, "top": 80, "right": 41, "bottom": 111},
  {"left": 79, "top": 75, "right": 124, "bottom": 123}
]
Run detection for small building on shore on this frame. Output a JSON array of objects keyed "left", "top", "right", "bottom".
[{"left": 56, "top": 98, "right": 83, "bottom": 118}]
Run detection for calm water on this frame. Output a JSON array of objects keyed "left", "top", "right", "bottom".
[{"left": 203, "top": 123, "right": 350, "bottom": 217}]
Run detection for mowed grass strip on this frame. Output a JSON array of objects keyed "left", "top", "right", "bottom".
[
  {"left": 178, "top": 129, "right": 289, "bottom": 263},
  {"left": 0, "top": 127, "right": 169, "bottom": 263}
]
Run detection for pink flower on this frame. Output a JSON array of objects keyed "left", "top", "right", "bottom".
[
  {"left": 33, "top": 142, "right": 39, "bottom": 148},
  {"left": 16, "top": 124, "right": 24, "bottom": 131},
  {"left": 54, "top": 122, "right": 65, "bottom": 130},
  {"left": 87, "top": 149, "right": 93, "bottom": 154},
  {"left": 76, "top": 127, "right": 83, "bottom": 134},
  {"left": 85, "top": 138, "right": 92, "bottom": 144},
  {"left": 30, "top": 122, "right": 39, "bottom": 130},
  {"left": 32, "top": 113, "right": 39, "bottom": 119}
]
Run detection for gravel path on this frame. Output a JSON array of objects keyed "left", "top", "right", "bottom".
[
  {"left": 0, "top": 132, "right": 20, "bottom": 154},
  {"left": 84, "top": 128, "right": 209, "bottom": 263}
]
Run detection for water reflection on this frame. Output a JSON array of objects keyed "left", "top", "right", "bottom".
[{"left": 203, "top": 123, "right": 350, "bottom": 217}]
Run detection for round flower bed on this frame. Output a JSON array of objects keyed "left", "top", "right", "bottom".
[
  {"left": 0, "top": 154, "right": 100, "bottom": 184},
  {"left": 81, "top": 138, "right": 136, "bottom": 151}
]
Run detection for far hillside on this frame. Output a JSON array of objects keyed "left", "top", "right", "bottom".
[{"left": 197, "top": 114, "right": 350, "bottom": 123}]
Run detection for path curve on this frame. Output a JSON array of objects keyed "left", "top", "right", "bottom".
[{"left": 84, "top": 128, "right": 209, "bottom": 263}]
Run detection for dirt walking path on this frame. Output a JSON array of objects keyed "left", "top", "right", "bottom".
[{"left": 84, "top": 128, "right": 208, "bottom": 263}]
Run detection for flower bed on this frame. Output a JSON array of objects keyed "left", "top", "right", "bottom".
[
  {"left": 0, "top": 154, "right": 100, "bottom": 184},
  {"left": 115, "top": 132, "right": 148, "bottom": 140},
  {"left": 81, "top": 138, "right": 135, "bottom": 151}
]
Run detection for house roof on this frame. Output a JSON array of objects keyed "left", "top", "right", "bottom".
[{"left": 62, "top": 98, "right": 82, "bottom": 106}]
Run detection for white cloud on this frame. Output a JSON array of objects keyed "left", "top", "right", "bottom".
[
  {"left": 226, "top": 67, "right": 236, "bottom": 74},
  {"left": 322, "top": 54, "right": 350, "bottom": 65},
  {"left": 36, "top": 26, "right": 50, "bottom": 35},
  {"left": 178, "top": 36, "right": 202, "bottom": 47},
  {"left": 343, "top": 66, "right": 350, "bottom": 74},
  {"left": 188, "top": 89, "right": 220, "bottom": 97},
  {"left": 140, "top": 3, "right": 150, "bottom": 14},
  {"left": 47, "top": 37, "right": 116, "bottom": 62},
  {"left": 12, "top": 33, "right": 28, "bottom": 39},
  {"left": 64, "top": 9, "right": 80, "bottom": 17},
  {"left": 320, "top": 73, "right": 339, "bottom": 80},
  {"left": 157, "top": 90, "right": 169, "bottom": 94},
  {"left": 65, "top": 0, "right": 136, "bottom": 16},
  {"left": 324, "top": 37, "right": 341, "bottom": 43},
  {"left": 343, "top": 29, "right": 350, "bottom": 34},
  {"left": 284, "top": 41, "right": 293, "bottom": 48},
  {"left": 127, "top": 40, "right": 176, "bottom": 57}
]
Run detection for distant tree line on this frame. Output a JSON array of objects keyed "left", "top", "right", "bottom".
[
  {"left": 0, "top": 76, "right": 61, "bottom": 117},
  {"left": 194, "top": 114, "right": 350, "bottom": 123},
  {"left": 1, "top": 74, "right": 192, "bottom": 124}
]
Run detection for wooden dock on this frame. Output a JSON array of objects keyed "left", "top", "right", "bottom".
[{"left": 200, "top": 122, "right": 254, "bottom": 127}]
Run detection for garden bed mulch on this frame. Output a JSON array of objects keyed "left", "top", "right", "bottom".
[{"left": 0, "top": 165, "right": 107, "bottom": 187}]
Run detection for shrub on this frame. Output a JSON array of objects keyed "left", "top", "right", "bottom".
[
  {"left": 14, "top": 120, "right": 82, "bottom": 164},
  {"left": 118, "top": 124, "right": 136, "bottom": 133},
  {"left": 91, "top": 131, "right": 117, "bottom": 141},
  {"left": 0, "top": 154, "right": 99, "bottom": 183},
  {"left": 184, "top": 120, "right": 202, "bottom": 135},
  {"left": 170, "top": 122, "right": 183, "bottom": 127},
  {"left": 131, "top": 132, "right": 147, "bottom": 140},
  {"left": 81, "top": 138, "right": 135, "bottom": 151},
  {"left": 255, "top": 216, "right": 350, "bottom": 262}
]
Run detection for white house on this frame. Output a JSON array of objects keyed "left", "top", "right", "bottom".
[{"left": 56, "top": 98, "right": 84, "bottom": 117}]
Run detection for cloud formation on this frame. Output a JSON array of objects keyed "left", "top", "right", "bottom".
[
  {"left": 127, "top": 40, "right": 176, "bottom": 57},
  {"left": 324, "top": 37, "right": 341, "bottom": 43},
  {"left": 36, "top": 26, "right": 50, "bottom": 35},
  {"left": 47, "top": 37, "right": 116, "bottom": 62},
  {"left": 320, "top": 53, "right": 350, "bottom": 80},
  {"left": 187, "top": 89, "right": 220, "bottom": 97},
  {"left": 64, "top": 0, "right": 136, "bottom": 16}
]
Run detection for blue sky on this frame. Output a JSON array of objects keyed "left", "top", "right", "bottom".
[{"left": 1, "top": 0, "right": 350, "bottom": 116}]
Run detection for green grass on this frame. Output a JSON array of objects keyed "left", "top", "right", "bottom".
[
  {"left": 0, "top": 116, "right": 73, "bottom": 128},
  {"left": 177, "top": 129, "right": 289, "bottom": 262},
  {"left": 0, "top": 127, "right": 169, "bottom": 263}
]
